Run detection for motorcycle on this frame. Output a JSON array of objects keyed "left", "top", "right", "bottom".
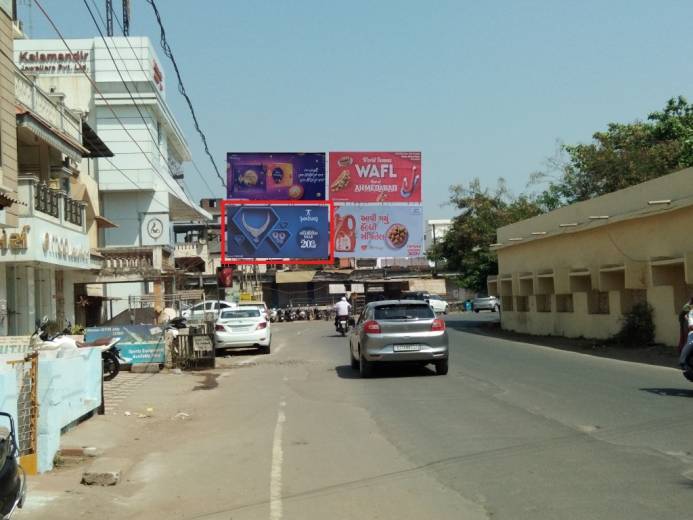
[
  {"left": 336, "top": 316, "right": 350, "bottom": 337},
  {"left": 313, "top": 307, "right": 322, "bottom": 320},
  {"left": 269, "top": 309, "right": 278, "bottom": 323},
  {"left": 298, "top": 308, "right": 308, "bottom": 321},
  {"left": 0, "top": 412, "right": 26, "bottom": 519}
]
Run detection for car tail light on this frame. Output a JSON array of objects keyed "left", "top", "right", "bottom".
[
  {"left": 431, "top": 318, "right": 446, "bottom": 332},
  {"left": 256, "top": 322, "right": 268, "bottom": 330},
  {"left": 215, "top": 324, "right": 225, "bottom": 331},
  {"left": 364, "top": 320, "right": 381, "bottom": 334}
]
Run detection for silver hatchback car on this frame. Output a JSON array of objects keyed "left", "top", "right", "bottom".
[{"left": 348, "top": 300, "right": 449, "bottom": 377}]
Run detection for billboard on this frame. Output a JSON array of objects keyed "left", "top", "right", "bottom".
[
  {"left": 222, "top": 200, "right": 333, "bottom": 264},
  {"left": 334, "top": 205, "right": 424, "bottom": 258},
  {"left": 329, "top": 152, "right": 422, "bottom": 203},
  {"left": 85, "top": 325, "right": 165, "bottom": 365},
  {"left": 227, "top": 153, "right": 326, "bottom": 200}
]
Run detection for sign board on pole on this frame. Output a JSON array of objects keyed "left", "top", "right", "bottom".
[
  {"left": 227, "top": 153, "right": 326, "bottom": 201},
  {"left": 329, "top": 152, "right": 421, "bottom": 203},
  {"left": 222, "top": 201, "right": 334, "bottom": 264},
  {"left": 334, "top": 205, "right": 424, "bottom": 258}
]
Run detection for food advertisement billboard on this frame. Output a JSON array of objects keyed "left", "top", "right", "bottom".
[
  {"left": 227, "top": 153, "right": 326, "bottom": 200},
  {"left": 329, "top": 152, "right": 422, "bottom": 203},
  {"left": 334, "top": 205, "right": 424, "bottom": 258},
  {"left": 222, "top": 201, "right": 333, "bottom": 264}
]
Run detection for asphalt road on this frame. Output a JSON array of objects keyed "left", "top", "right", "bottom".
[{"left": 18, "top": 314, "right": 693, "bottom": 519}]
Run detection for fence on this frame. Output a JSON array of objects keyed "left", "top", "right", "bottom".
[
  {"left": 170, "top": 329, "right": 215, "bottom": 370},
  {"left": 7, "top": 353, "right": 38, "bottom": 473}
]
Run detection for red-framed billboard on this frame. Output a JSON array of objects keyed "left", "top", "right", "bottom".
[{"left": 220, "top": 199, "right": 334, "bottom": 265}]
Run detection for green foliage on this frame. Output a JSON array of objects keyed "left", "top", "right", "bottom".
[
  {"left": 536, "top": 96, "right": 693, "bottom": 203},
  {"left": 434, "top": 179, "right": 543, "bottom": 292},
  {"left": 614, "top": 302, "right": 656, "bottom": 346}
]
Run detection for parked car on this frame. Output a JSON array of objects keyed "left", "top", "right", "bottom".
[
  {"left": 472, "top": 296, "right": 500, "bottom": 313},
  {"left": 425, "top": 294, "right": 449, "bottom": 314},
  {"left": 349, "top": 300, "right": 449, "bottom": 377},
  {"left": 238, "top": 301, "right": 270, "bottom": 320},
  {"left": 182, "top": 300, "right": 237, "bottom": 320},
  {"left": 214, "top": 308, "right": 271, "bottom": 354}
]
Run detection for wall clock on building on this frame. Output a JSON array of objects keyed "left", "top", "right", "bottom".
[{"left": 147, "top": 218, "right": 164, "bottom": 240}]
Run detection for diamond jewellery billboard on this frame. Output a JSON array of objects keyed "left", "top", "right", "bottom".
[
  {"left": 227, "top": 153, "right": 326, "bottom": 200},
  {"left": 334, "top": 205, "right": 424, "bottom": 258},
  {"left": 329, "top": 152, "right": 421, "bottom": 203},
  {"left": 221, "top": 200, "right": 334, "bottom": 265}
]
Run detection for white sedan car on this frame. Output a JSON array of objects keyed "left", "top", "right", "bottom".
[
  {"left": 426, "top": 294, "right": 449, "bottom": 314},
  {"left": 214, "top": 308, "right": 271, "bottom": 354}
]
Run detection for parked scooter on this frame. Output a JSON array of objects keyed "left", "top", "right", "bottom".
[
  {"left": 298, "top": 307, "right": 308, "bottom": 321},
  {"left": 269, "top": 308, "right": 278, "bottom": 323},
  {"left": 0, "top": 412, "right": 26, "bottom": 519}
]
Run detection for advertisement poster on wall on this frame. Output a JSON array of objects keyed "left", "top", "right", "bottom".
[
  {"left": 222, "top": 201, "right": 333, "bottom": 263},
  {"left": 227, "top": 153, "right": 326, "bottom": 200},
  {"left": 334, "top": 205, "right": 424, "bottom": 258},
  {"left": 85, "top": 325, "right": 165, "bottom": 365},
  {"left": 329, "top": 152, "right": 422, "bottom": 203}
]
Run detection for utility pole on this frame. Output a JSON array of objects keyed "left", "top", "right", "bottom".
[
  {"left": 122, "top": 0, "right": 130, "bottom": 36},
  {"left": 105, "top": 0, "right": 113, "bottom": 36},
  {"left": 431, "top": 223, "right": 438, "bottom": 276}
]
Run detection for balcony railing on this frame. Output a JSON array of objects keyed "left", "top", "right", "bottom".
[
  {"left": 15, "top": 67, "right": 82, "bottom": 143},
  {"left": 64, "top": 196, "right": 83, "bottom": 226},
  {"left": 34, "top": 182, "right": 60, "bottom": 218},
  {"left": 100, "top": 246, "right": 175, "bottom": 275}
]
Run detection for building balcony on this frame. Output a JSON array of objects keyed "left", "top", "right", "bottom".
[
  {"left": 17, "top": 175, "right": 87, "bottom": 232},
  {"left": 15, "top": 67, "right": 82, "bottom": 144},
  {"left": 97, "top": 246, "right": 176, "bottom": 280}
]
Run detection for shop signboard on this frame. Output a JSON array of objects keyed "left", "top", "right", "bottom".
[
  {"left": 227, "top": 153, "right": 326, "bottom": 201},
  {"left": 329, "top": 284, "right": 346, "bottom": 294},
  {"left": 334, "top": 205, "right": 424, "bottom": 258},
  {"left": 222, "top": 201, "right": 333, "bottom": 264},
  {"left": 85, "top": 325, "right": 165, "bottom": 365},
  {"left": 329, "top": 152, "right": 422, "bottom": 203}
]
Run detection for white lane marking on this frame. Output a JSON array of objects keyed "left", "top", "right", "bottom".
[{"left": 270, "top": 400, "right": 287, "bottom": 520}]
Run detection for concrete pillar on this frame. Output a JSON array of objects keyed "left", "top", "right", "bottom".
[
  {"left": 17, "top": 265, "right": 36, "bottom": 335},
  {"left": 0, "top": 264, "right": 7, "bottom": 336}
]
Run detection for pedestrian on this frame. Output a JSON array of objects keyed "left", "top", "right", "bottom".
[
  {"left": 678, "top": 297, "right": 693, "bottom": 353},
  {"left": 678, "top": 297, "right": 693, "bottom": 370}
]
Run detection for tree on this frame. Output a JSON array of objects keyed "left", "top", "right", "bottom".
[
  {"left": 536, "top": 96, "right": 693, "bottom": 203},
  {"left": 433, "top": 179, "right": 543, "bottom": 292}
]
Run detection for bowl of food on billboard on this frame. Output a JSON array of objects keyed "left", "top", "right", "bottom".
[
  {"left": 227, "top": 153, "right": 326, "bottom": 200},
  {"left": 328, "top": 152, "right": 421, "bottom": 203}
]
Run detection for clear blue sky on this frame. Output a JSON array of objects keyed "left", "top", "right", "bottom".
[{"left": 21, "top": 0, "right": 693, "bottom": 219}]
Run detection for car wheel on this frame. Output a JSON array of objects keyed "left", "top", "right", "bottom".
[
  {"left": 260, "top": 344, "right": 270, "bottom": 355},
  {"left": 350, "top": 348, "right": 359, "bottom": 369},
  {"left": 359, "top": 350, "right": 374, "bottom": 378},
  {"left": 435, "top": 359, "right": 449, "bottom": 375}
]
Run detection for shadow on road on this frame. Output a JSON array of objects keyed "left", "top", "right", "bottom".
[
  {"left": 335, "top": 363, "right": 436, "bottom": 379},
  {"left": 640, "top": 388, "right": 693, "bottom": 398}
]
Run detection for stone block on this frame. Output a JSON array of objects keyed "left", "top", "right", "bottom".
[{"left": 130, "top": 363, "right": 160, "bottom": 374}]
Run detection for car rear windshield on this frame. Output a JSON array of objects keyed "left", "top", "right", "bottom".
[
  {"left": 221, "top": 309, "right": 260, "bottom": 319},
  {"left": 374, "top": 304, "right": 435, "bottom": 320}
]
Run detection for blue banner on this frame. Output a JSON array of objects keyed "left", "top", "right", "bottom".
[
  {"left": 85, "top": 325, "right": 165, "bottom": 365},
  {"left": 226, "top": 205, "right": 330, "bottom": 260}
]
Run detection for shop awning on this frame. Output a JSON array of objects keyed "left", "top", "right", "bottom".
[
  {"left": 16, "top": 108, "right": 89, "bottom": 161},
  {"left": 276, "top": 270, "right": 316, "bottom": 284},
  {"left": 81, "top": 121, "right": 114, "bottom": 158},
  {"left": 95, "top": 215, "right": 119, "bottom": 229},
  {"left": 0, "top": 185, "right": 25, "bottom": 208}
]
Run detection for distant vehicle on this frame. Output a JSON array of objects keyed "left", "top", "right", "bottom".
[
  {"left": 181, "top": 300, "right": 237, "bottom": 320},
  {"left": 425, "top": 294, "right": 449, "bottom": 314},
  {"left": 238, "top": 301, "right": 269, "bottom": 320},
  {"left": 349, "top": 300, "right": 449, "bottom": 378},
  {"left": 214, "top": 308, "right": 271, "bottom": 354},
  {"left": 472, "top": 296, "right": 500, "bottom": 313}
]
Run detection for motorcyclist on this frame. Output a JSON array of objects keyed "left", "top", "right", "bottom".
[
  {"left": 334, "top": 296, "right": 352, "bottom": 330},
  {"left": 678, "top": 298, "right": 693, "bottom": 370}
]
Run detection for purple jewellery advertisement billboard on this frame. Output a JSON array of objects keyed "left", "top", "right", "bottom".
[{"left": 227, "top": 153, "right": 326, "bottom": 200}]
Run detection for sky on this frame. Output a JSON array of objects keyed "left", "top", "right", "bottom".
[{"left": 19, "top": 0, "right": 693, "bottom": 220}]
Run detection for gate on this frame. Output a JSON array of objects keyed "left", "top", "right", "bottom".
[
  {"left": 171, "top": 328, "right": 215, "bottom": 370},
  {"left": 7, "top": 353, "right": 39, "bottom": 473}
]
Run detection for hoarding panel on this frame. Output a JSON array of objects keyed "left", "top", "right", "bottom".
[
  {"left": 227, "top": 153, "right": 326, "bottom": 200},
  {"left": 222, "top": 201, "right": 333, "bottom": 263},
  {"left": 334, "top": 205, "right": 424, "bottom": 258},
  {"left": 329, "top": 152, "right": 422, "bottom": 203}
]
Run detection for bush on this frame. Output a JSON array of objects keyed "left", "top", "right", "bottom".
[{"left": 614, "top": 302, "right": 655, "bottom": 346}]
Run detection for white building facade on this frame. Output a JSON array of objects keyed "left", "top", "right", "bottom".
[{"left": 14, "top": 37, "right": 210, "bottom": 317}]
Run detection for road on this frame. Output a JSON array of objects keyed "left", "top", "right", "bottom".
[{"left": 18, "top": 314, "right": 693, "bottom": 519}]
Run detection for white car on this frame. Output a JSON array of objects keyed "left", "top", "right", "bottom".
[
  {"left": 214, "top": 308, "right": 271, "bottom": 354},
  {"left": 182, "top": 300, "right": 237, "bottom": 320},
  {"left": 426, "top": 294, "right": 449, "bottom": 314}
]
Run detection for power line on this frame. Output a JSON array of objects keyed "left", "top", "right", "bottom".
[
  {"left": 89, "top": 0, "right": 217, "bottom": 200},
  {"left": 32, "top": 0, "right": 198, "bottom": 218},
  {"left": 82, "top": 0, "right": 199, "bottom": 203},
  {"left": 144, "top": 0, "right": 226, "bottom": 189}
]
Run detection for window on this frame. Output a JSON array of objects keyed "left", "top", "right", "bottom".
[
  {"left": 501, "top": 297, "right": 513, "bottom": 312},
  {"left": 556, "top": 294, "right": 574, "bottom": 313},
  {"left": 535, "top": 294, "right": 551, "bottom": 313},
  {"left": 221, "top": 309, "right": 260, "bottom": 319},
  {"left": 374, "top": 304, "right": 434, "bottom": 320},
  {"left": 588, "top": 291, "right": 610, "bottom": 315},
  {"left": 516, "top": 296, "right": 529, "bottom": 312},
  {"left": 205, "top": 302, "right": 215, "bottom": 311}
]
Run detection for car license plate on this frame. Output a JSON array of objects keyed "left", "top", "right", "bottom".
[{"left": 393, "top": 344, "right": 421, "bottom": 352}]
